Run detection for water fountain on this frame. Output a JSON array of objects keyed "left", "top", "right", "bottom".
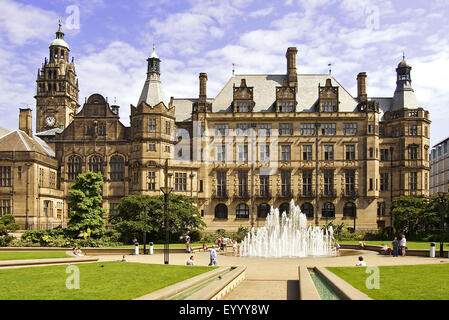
[{"left": 240, "top": 200, "right": 337, "bottom": 258}]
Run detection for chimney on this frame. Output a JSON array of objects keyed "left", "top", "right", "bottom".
[
  {"left": 199, "top": 73, "right": 207, "bottom": 103},
  {"left": 286, "top": 47, "right": 298, "bottom": 88},
  {"left": 19, "top": 108, "right": 33, "bottom": 136},
  {"left": 357, "top": 72, "right": 367, "bottom": 102}
]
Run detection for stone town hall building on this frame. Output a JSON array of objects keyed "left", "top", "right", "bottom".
[{"left": 0, "top": 23, "right": 430, "bottom": 232}]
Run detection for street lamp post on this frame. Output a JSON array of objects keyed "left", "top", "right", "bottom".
[
  {"left": 25, "top": 163, "right": 32, "bottom": 230},
  {"left": 315, "top": 123, "right": 321, "bottom": 226},
  {"left": 142, "top": 205, "right": 147, "bottom": 255},
  {"left": 160, "top": 186, "right": 173, "bottom": 264},
  {"left": 189, "top": 172, "right": 195, "bottom": 198},
  {"left": 437, "top": 192, "right": 446, "bottom": 258},
  {"left": 389, "top": 146, "right": 394, "bottom": 238}
]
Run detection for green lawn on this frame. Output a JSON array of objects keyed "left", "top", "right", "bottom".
[
  {"left": 0, "top": 251, "right": 71, "bottom": 261},
  {"left": 0, "top": 262, "right": 215, "bottom": 300},
  {"left": 338, "top": 240, "right": 449, "bottom": 250},
  {"left": 327, "top": 264, "right": 449, "bottom": 300}
]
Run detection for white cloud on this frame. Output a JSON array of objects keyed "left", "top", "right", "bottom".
[
  {"left": 0, "top": 0, "right": 58, "bottom": 46},
  {"left": 249, "top": 7, "right": 274, "bottom": 18}
]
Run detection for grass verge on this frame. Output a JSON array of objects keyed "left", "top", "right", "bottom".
[
  {"left": 0, "top": 251, "right": 71, "bottom": 261},
  {"left": 327, "top": 263, "right": 449, "bottom": 300},
  {"left": 0, "top": 262, "right": 216, "bottom": 300}
]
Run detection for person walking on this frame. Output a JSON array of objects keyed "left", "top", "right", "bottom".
[
  {"left": 209, "top": 247, "right": 217, "bottom": 266},
  {"left": 392, "top": 237, "right": 399, "bottom": 257},
  {"left": 186, "top": 239, "right": 191, "bottom": 253},
  {"left": 400, "top": 234, "right": 407, "bottom": 257}
]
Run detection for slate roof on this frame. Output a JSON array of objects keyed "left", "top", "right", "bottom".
[{"left": 0, "top": 130, "right": 55, "bottom": 157}]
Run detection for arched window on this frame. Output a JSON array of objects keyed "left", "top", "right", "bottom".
[
  {"left": 110, "top": 155, "right": 125, "bottom": 181},
  {"left": 236, "top": 204, "right": 249, "bottom": 219},
  {"left": 257, "top": 203, "right": 270, "bottom": 219},
  {"left": 343, "top": 202, "right": 356, "bottom": 218},
  {"left": 89, "top": 155, "right": 103, "bottom": 174},
  {"left": 67, "top": 155, "right": 82, "bottom": 181},
  {"left": 322, "top": 202, "right": 335, "bottom": 218},
  {"left": 215, "top": 204, "right": 228, "bottom": 219},
  {"left": 279, "top": 203, "right": 290, "bottom": 215},
  {"left": 301, "top": 203, "right": 314, "bottom": 219}
]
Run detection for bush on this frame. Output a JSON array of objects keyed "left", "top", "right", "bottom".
[
  {"left": 8, "top": 238, "right": 42, "bottom": 247},
  {"left": 21, "top": 228, "right": 68, "bottom": 247},
  {"left": 0, "top": 235, "right": 14, "bottom": 247},
  {"left": 0, "top": 215, "right": 20, "bottom": 236},
  {"left": 73, "top": 238, "right": 103, "bottom": 248},
  {"left": 102, "top": 229, "right": 122, "bottom": 243},
  {"left": 188, "top": 230, "right": 202, "bottom": 242}
]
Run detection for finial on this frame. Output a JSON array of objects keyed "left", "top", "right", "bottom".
[
  {"left": 232, "top": 63, "right": 235, "bottom": 76},
  {"left": 402, "top": 50, "right": 406, "bottom": 61},
  {"left": 328, "top": 63, "right": 332, "bottom": 75}
]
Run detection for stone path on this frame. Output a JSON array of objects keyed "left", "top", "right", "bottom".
[{"left": 93, "top": 249, "right": 449, "bottom": 300}]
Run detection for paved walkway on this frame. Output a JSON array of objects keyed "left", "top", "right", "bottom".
[{"left": 92, "top": 249, "right": 449, "bottom": 300}]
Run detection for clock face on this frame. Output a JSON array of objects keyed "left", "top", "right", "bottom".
[{"left": 45, "top": 116, "right": 56, "bottom": 127}]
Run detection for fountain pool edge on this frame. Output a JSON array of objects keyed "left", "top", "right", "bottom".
[{"left": 314, "top": 267, "right": 372, "bottom": 300}]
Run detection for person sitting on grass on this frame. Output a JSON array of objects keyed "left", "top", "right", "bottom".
[
  {"left": 356, "top": 256, "right": 366, "bottom": 266},
  {"left": 382, "top": 244, "right": 392, "bottom": 255},
  {"left": 121, "top": 255, "right": 128, "bottom": 262},
  {"left": 74, "top": 248, "right": 84, "bottom": 257},
  {"left": 186, "top": 256, "right": 195, "bottom": 266}
]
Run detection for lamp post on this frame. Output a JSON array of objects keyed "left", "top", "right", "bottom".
[
  {"left": 189, "top": 172, "right": 195, "bottom": 198},
  {"left": 437, "top": 192, "right": 446, "bottom": 258},
  {"left": 25, "top": 163, "right": 32, "bottom": 230},
  {"left": 141, "top": 205, "right": 148, "bottom": 255},
  {"left": 160, "top": 186, "right": 173, "bottom": 264},
  {"left": 389, "top": 146, "right": 394, "bottom": 238},
  {"left": 315, "top": 123, "right": 321, "bottom": 226}
]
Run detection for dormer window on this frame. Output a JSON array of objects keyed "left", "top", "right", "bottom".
[
  {"left": 321, "top": 101, "right": 337, "bottom": 112},
  {"left": 318, "top": 79, "right": 339, "bottom": 112},
  {"left": 279, "top": 101, "right": 294, "bottom": 112},
  {"left": 276, "top": 79, "right": 296, "bottom": 113},
  {"left": 233, "top": 79, "right": 254, "bottom": 113},
  {"left": 236, "top": 102, "right": 250, "bottom": 113}
]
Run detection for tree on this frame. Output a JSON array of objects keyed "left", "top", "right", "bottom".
[
  {"left": 110, "top": 194, "right": 206, "bottom": 243},
  {"left": 67, "top": 172, "right": 106, "bottom": 238},
  {"left": 391, "top": 196, "right": 439, "bottom": 235}
]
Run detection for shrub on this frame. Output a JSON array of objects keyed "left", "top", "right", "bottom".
[
  {"left": 102, "top": 229, "right": 121, "bottom": 242},
  {"left": 21, "top": 228, "right": 68, "bottom": 247},
  {"left": 0, "top": 235, "right": 14, "bottom": 247},
  {"left": 0, "top": 215, "right": 20, "bottom": 236},
  {"left": 188, "top": 230, "right": 202, "bottom": 242},
  {"left": 73, "top": 238, "right": 103, "bottom": 248},
  {"left": 9, "top": 238, "right": 42, "bottom": 247}
]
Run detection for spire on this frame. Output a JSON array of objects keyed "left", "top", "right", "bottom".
[
  {"left": 138, "top": 46, "right": 168, "bottom": 107},
  {"left": 146, "top": 44, "right": 161, "bottom": 76},
  {"left": 50, "top": 17, "right": 69, "bottom": 49},
  {"left": 56, "top": 16, "right": 64, "bottom": 40},
  {"left": 392, "top": 56, "right": 419, "bottom": 111}
]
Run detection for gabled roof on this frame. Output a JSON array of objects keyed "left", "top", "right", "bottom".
[
  {"left": 0, "top": 126, "right": 10, "bottom": 138},
  {"left": 0, "top": 130, "right": 55, "bottom": 157}
]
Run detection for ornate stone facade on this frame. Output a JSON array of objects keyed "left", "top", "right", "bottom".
[{"left": 1, "top": 27, "right": 431, "bottom": 232}]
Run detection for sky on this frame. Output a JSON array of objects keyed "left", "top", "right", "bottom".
[{"left": 0, "top": 0, "right": 448, "bottom": 147}]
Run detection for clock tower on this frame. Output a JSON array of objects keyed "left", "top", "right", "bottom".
[{"left": 35, "top": 18, "right": 79, "bottom": 133}]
